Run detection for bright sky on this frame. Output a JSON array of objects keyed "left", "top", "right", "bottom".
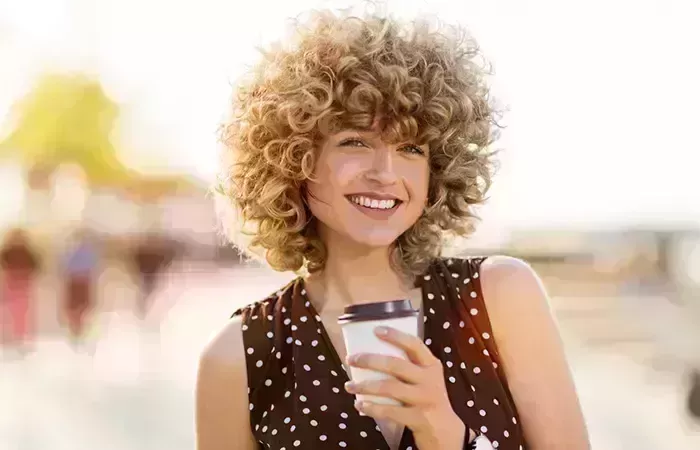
[{"left": 1, "top": 0, "right": 699, "bottom": 232}]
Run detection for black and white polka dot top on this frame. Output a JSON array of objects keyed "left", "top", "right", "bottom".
[{"left": 233, "top": 257, "right": 527, "bottom": 450}]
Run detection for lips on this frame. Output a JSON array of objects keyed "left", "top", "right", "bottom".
[{"left": 346, "top": 194, "right": 402, "bottom": 210}]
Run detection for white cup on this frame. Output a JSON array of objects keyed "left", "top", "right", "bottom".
[{"left": 338, "top": 300, "right": 419, "bottom": 406}]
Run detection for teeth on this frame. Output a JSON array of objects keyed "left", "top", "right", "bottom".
[{"left": 349, "top": 196, "right": 397, "bottom": 210}]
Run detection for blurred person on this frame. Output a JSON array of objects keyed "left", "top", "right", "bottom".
[
  {"left": 60, "top": 229, "right": 99, "bottom": 350},
  {"left": 131, "top": 232, "right": 176, "bottom": 320},
  {"left": 197, "top": 10, "right": 589, "bottom": 450},
  {"left": 0, "top": 228, "right": 40, "bottom": 356}
]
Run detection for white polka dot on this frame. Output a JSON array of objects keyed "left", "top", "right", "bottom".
[
  {"left": 310, "top": 340, "right": 318, "bottom": 348},
  {"left": 443, "top": 321, "right": 450, "bottom": 329},
  {"left": 460, "top": 362, "right": 466, "bottom": 369},
  {"left": 270, "top": 405, "right": 275, "bottom": 411},
  {"left": 291, "top": 325, "right": 298, "bottom": 331},
  {"left": 315, "top": 315, "right": 321, "bottom": 322},
  {"left": 446, "top": 361, "right": 453, "bottom": 368},
  {"left": 444, "top": 346, "right": 451, "bottom": 353},
  {"left": 286, "top": 337, "right": 293, "bottom": 344},
  {"left": 493, "top": 398, "right": 500, "bottom": 405},
  {"left": 473, "top": 367, "right": 481, "bottom": 374},
  {"left": 272, "top": 429, "right": 278, "bottom": 435},
  {"left": 284, "top": 318, "right": 291, "bottom": 325},
  {"left": 479, "top": 409, "right": 487, "bottom": 416},
  {"left": 332, "top": 387, "right": 340, "bottom": 393},
  {"left": 305, "top": 301, "right": 310, "bottom": 307},
  {"left": 407, "top": 447, "right": 413, "bottom": 450},
  {"left": 282, "top": 367, "right": 288, "bottom": 374},
  {"left": 493, "top": 362, "right": 498, "bottom": 369},
  {"left": 303, "top": 408, "right": 310, "bottom": 414},
  {"left": 251, "top": 315, "right": 258, "bottom": 320},
  {"left": 482, "top": 332, "right": 490, "bottom": 340},
  {"left": 471, "top": 385, "right": 476, "bottom": 392},
  {"left": 267, "top": 331, "right": 274, "bottom": 338},
  {"left": 284, "top": 417, "right": 291, "bottom": 424},
  {"left": 242, "top": 324, "right": 248, "bottom": 331},
  {"left": 451, "top": 272, "right": 459, "bottom": 278},
  {"left": 339, "top": 423, "right": 347, "bottom": 429},
  {"left": 473, "top": 272, "right": 479, "bottom": 278},
  {"left": 293, "top": 440, "right": 301, "bottom": 447},
  {"left": 339, "top": 442, "right": 347, "bottom": 448},
  {"left": 300, "top": 316, "right": 308, "bottom": 322},
  {"left": 427, "top": 293, "right": 435, "bottom": 299},
  {"left": 247, "top": 348, "right": 254, "bottom": 355},
  {"left": 265, "top": 379, "right": 272, "bottom": 386},
  {"left": 300, "top": 395, "right": 307, "bottom": 402},
  {"left": 311, "top": 420, "right": 318, "bottom": 426},
  {"left": 341, "top": 412, "right": 348, "bottom": 419},
  {"left": 267, "top": 314, "right": 273, "bottom": 321},
  {"left": 467, "top": 400, "right": 474, "bottom": 407},
  {"left": 448, "top": 376, "right": 456, "bottom": 383},
  {"left": 320, "top": 405, "right": 328, "bottom": 411},
  {"left": 470, "top": 308, "right": 478, "bottom": 315},
  {"left": 290, "top": 425, "right": 296, "bottom": 432},
  {"left": 481, "top": 426, "right": 488, "bottom": 433},
  {"left": 256, "top": 360, "right": 264, "bottom": 368},
  {"left": 512, "top": 417, "right": 518, "bottom": 424},
  {"left": 441, "top": 294, "right": 445, "bottom": 300},
  {"left": 470, "top": 291, "right": 477, "bottom": 298},
  {"left": 295, "top": 339, "right": 302, "bottom": 346},
  {"left": 313, "top": 380, "right": 321, "bottom": 386},
  {"left": 463, "top": 278, "right": 470, "bottom": 284},
  {"left": 284, "top": 391, "right": 291, "bottom": 398},
  {"left": 423, "top": 316, "right": 427, "bottom": 323},
  {"left": 303, "top": 364, "right": 311, "bottom": 371},
  {"left": 424, "top": 275, "right": 431, "bottom": 281},
  {"left": 318, "top": 354, "right": 326, "bottom": 361},
  {"left": 425, "top": 338, "right": 432, "bottom": 345},
  {"left": 331, "top": 370, "right": 338, "bottom": 376},
  {"left": 493, "top": 442, "right": 499, "bottom": 448},
  {"left": 249, "top": 403, "right": 254, "bottom": 411},
  {"left": 319, "top": 434, "right": 326, "bottom": 441},
  {"left": 504, "top": 430, "right": 510, "bottom": 438},
  {"left": 276, "top": 352, "right": 281, "bottom": 359},
  {"left": 360, "top": 431, "right": 368, "bottom": 438},
  {"left": 429, "top": 308, "right": 435, "bottom": 315},
  {"left": 459, "top": 321, "right": 465, "bottom": 328},
  {"left": 483, "top": 349, "right": 490, "bottom": 356},
  {"left": 263, "top": 411, "right": 268, "bottom": 418},
  {"left": 468, "top": 337, "right": 475, "bottom": 344}
]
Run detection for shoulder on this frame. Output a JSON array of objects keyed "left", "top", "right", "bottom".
[
  {"left": 476, "top": 255, "right": 549, "bottom": 328},
  {"left": 196, "top": 315, "right": 258, "bottom": 449}
]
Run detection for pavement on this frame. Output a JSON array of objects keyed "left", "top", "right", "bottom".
[{"left": 1, "top": 261, "right": 699, "bottom": 450}]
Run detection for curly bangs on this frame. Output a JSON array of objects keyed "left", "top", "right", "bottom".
[{"left": 218, "top": 10, "right": 500, "bottom": 277}]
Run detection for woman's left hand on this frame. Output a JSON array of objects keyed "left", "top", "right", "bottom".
[{"left": 345, "top": 326, "right": 471, "bottom": 450}]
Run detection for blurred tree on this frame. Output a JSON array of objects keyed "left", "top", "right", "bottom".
[{"left": 0, "top": 73, "right": 132, "bottom": 185}]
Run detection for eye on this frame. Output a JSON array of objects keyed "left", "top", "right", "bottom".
[
  {"left": 338, "top": 138, "right": 367, "bottom": 148},
  {"left": 399, "top": 144, "right": 426, "bottom": 156}
]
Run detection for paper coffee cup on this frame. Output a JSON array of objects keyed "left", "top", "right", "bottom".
[{"left": 338, "top": 299, "right": 419, "bottom": 405}]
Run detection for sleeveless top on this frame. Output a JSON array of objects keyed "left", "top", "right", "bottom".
[{"left": 233, "top": 257, "right": 527, "bottom": 450}]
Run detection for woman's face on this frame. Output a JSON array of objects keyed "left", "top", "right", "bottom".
[{"left": 306, "top": 127, "right": 430, "bottom": 250}]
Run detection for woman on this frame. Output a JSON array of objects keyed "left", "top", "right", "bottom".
[
  {"left": 197, "top": 10, "right": 589, "bottom": 450},
  {"left": 0, "top": 228, "right": 40, "bottom": 355},
  {"left": 61, "top": 230, "right": 98, "bottom": 348}
]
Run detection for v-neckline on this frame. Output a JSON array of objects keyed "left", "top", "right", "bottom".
[{"left": 295, "top": 275, "right": 429, "bottom": 450}]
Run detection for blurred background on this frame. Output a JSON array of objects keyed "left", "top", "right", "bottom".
[{"left": 1, "top": 0, "right": 700, "bottom": 449}]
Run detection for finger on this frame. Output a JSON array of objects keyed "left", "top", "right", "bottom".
[
  {"left": 374, "top": 326, "right": 437, "bottom": 367},
  {"left": 354, "top": 400, "right": 419, "bottom": 429},
  {"left": 344, "top": 379, "right": 425, "bottom": 406},
  {"left": 347, "top": 353, "right": 423, "bottom": 384}
]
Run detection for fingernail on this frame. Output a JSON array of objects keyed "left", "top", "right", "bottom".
[
  {"left": 375, "top": 326, "right": 388, "bottom": 336},
  {"left": 347, "top": 354, "right": 358, "bottom": 365},
  {"left": 344, "top": 381, "right": 356, "bottom": 393},
  {"left": 354, "top": 400, "right": 366, "bottom": 411}
]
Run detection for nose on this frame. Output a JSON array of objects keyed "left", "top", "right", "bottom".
[{"left": 364, "top": 147, "right": 398, "bottom": 186}]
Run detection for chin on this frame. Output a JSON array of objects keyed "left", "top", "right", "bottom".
[{"left": 343, "top": 227, "right": 403, "bottom": 249}]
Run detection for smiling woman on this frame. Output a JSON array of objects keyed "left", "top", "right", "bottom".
[{"left": 198, "top": 8, "right": 589, "bottom": 450}]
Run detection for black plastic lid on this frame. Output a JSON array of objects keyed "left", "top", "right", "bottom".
[{"left": 337, "top": 299, "right": 418, "bottom": 324}]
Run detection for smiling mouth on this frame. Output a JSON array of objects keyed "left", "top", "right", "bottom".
[{"left": 345, "top": 195, "right": 402, "bottom": 210}]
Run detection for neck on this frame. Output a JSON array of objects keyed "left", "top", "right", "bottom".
[{"left": 305, "top": 235, "right": 416, "bottom": 317}]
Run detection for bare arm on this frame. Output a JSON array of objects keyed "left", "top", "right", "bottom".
[
  {"left": 480, "top": 256, "right": 590, "bottom": 450},
  {"left": 195, "top": 316, "right": 258, "bottom": 450}
]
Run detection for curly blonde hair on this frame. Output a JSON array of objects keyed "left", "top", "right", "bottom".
[{"left": 217, "top": 10, "right": 501, "bottom": 278}]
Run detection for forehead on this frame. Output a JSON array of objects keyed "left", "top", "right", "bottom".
[{"left": 326, "top": 115, "right": 425, "bottom": 145}]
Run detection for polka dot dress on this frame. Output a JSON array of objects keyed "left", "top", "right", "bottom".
[{"left": 233, "top": 257, "right": 527, "bottom": 450}]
